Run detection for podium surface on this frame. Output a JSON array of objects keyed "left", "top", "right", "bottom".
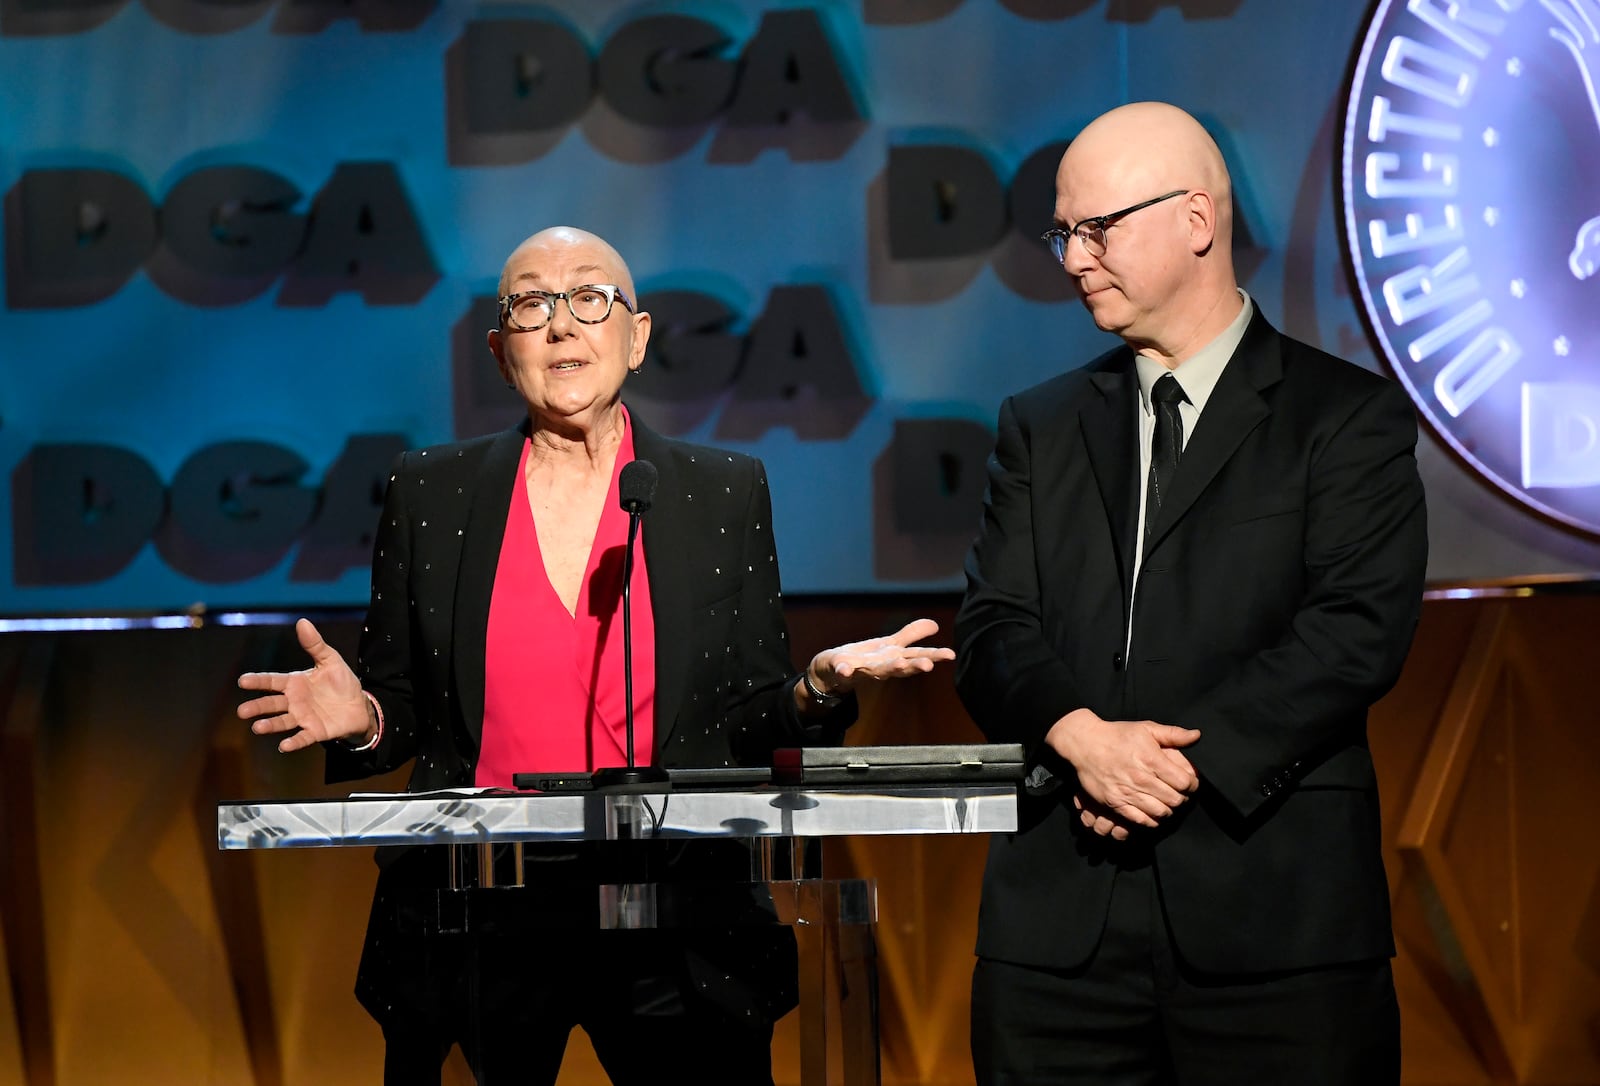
[{"left": 217, "top": 783, "right": 1017, "bottom": 850}]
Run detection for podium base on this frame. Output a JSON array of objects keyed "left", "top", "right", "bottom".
[{"left": 590, "top": 765, "right": 671, "bottom": 792}]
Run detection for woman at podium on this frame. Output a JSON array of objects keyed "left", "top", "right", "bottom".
[{"left": 235, "top": 226, "right": 952, "bottom": 1085}]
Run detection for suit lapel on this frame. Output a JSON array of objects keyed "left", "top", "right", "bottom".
[
  {"left": 1080, "top": 358, "right": 1140, "bottom": 589},
  {"left": 631, "top": 418, "right": 692, "bottom": 756},
  {"left": 453, "top": 422, "right": 527, "bottom": 750},
  {"left": 1146, "top": 311, "right": 1281, "bottom": 550}
]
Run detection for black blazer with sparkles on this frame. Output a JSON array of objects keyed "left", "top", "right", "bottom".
[
  {"left": 328, "top": 414, "right": 838, "bottom": 789},
  {"left": 324, "top": 412, "right": 848, "bottom": 1026}
]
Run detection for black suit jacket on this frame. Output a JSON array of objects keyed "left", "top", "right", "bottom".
[
  {"left": 954, "top": 310, "right": 1428, "bottom": 975},
  {"left": 324, "top": 412, "right": 848, "bottom": 1026},
  {"left": 328, "top": 414, "right": 838, "bottom": 788}
]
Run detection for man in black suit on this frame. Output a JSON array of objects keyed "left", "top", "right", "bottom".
[{"left": 954, "top": 102, "right": 1428, "bottom": 1085}]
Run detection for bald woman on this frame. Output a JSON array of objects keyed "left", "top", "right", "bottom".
[
  {"left": 955, "top": 102, "right": 1427, "bottom": 1085},
  {"left": 239, "top": 226, "right": 954, "bottom": 1085}
]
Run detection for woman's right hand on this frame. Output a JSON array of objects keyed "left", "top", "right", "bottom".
[{"left": 237, "top": 618, "right": 372, "bottom": 752}]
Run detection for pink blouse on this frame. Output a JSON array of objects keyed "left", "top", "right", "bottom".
[{"left": 474, "top": 416, "right": 657, "bottom": 788}]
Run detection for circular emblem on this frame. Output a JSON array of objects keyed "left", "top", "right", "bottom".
[{"left": 1341, "top": 0, "right": 1600, "bottom": 536}]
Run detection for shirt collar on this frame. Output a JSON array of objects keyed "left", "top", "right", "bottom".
[{"left": 1136, "top": 289, "right": 1254, "bottom": 415}]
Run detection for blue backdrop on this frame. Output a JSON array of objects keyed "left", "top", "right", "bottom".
[{"left": 2, "top": 0, "right": 1596, "bottom": 615}]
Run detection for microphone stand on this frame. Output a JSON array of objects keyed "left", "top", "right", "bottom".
[{"left": 592, "top": 495, "right": 670, "bottom": 792}]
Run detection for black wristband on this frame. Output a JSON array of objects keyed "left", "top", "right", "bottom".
[{"left": 802, "top": 669, "right": 844, "bottom": 708}]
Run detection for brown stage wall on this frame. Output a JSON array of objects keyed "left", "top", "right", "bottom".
[{"left": 0, "top": 593, "right": 1596, "bottom": 1085}]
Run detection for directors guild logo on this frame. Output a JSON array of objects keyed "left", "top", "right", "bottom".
[{"left": 1341, "top": 0, "right": 1600, "bottom": 536}]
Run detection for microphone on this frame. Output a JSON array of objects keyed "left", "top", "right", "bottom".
[
  {"left": 592, "top": 459, "right": 669, "bottom": 791},
  {"left": 619, "top": 458, "right": 657, "bottom": 515}
]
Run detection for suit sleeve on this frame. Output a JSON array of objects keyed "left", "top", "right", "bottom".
[
  {"left": 727, "top": 459, "right": 854, "bottom": 765},
  {"left": 1183, "top": 379, "right": 1428, "bottom": 818},
  {"left": 954, "top": 395, "right": 1087, "bottom": 761},
  {"left": 324, "top": 450, "right": 423, "bottom": 784}
]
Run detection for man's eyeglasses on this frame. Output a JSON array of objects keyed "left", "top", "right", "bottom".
[
  {"left": 1041, "top": 189, "right": 1190, "bottom": 263},
  {"left": 498, "top": 284, "right": 635, "bottom": 332}
]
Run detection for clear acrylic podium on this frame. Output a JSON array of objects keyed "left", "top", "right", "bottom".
[{"left": 217, "top": 784, "right": 1018, "bottom": 1085}]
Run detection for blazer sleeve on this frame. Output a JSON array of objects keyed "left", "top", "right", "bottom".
[
  {"left": 1183, "top": 378, "right": 1428, "bottom": 818},
  {"left": 954, "top": 395, "right": 1087, "bottom": 760},
  {"left": 726, "top": 458, "right": 855, "bottom": 766},
  {"left": 324, "top": 450, "right": 423, "bottom": 783}
]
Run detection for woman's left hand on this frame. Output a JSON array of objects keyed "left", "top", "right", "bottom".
[{"left": 808, "top": 618, "right": 956, "bottom": 697}]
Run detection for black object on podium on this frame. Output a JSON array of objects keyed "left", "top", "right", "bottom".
[{"left": 771, "top": 743, "right": 1026, "bottom": 785}]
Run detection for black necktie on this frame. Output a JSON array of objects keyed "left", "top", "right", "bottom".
[{"left": 1145, "top": 372, "right": 1188, "bottom": 543}]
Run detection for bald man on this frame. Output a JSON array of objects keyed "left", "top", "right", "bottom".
[{"left": 954, "top": 102, "right": 1427, "bottom": 1084}]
